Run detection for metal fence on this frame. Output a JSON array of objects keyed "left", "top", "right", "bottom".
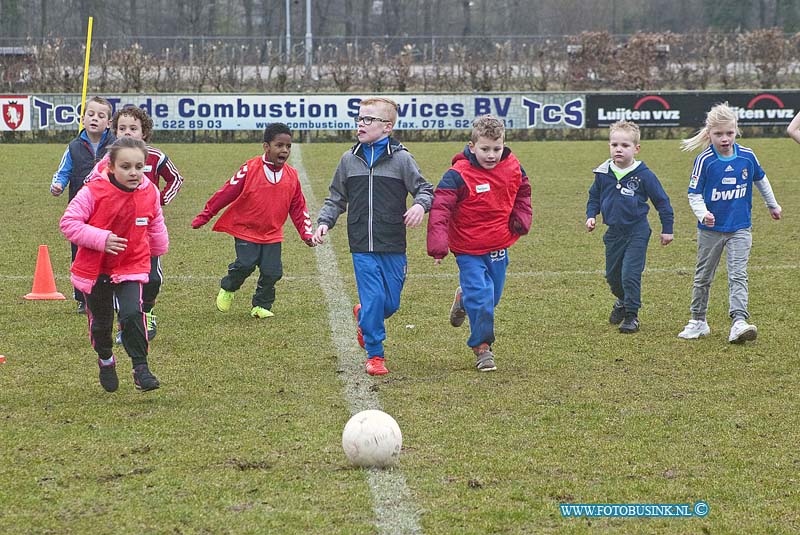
[{"left": 2, "top": 31, "right": 799, "bottom": 93}]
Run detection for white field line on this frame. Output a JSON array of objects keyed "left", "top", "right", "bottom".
[
  {"left": 4, "top": 263, "right": 798, "bottom": 283},
  {"left": 292, "top": 145, "right": 423, "bottom": 535}
]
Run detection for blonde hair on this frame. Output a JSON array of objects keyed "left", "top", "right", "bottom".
[
  {"left": 609, "top": 120, "right": 640, "bottom": 145},
  {"left": 359, "top": 97, "right": 399, "bottom": 123},
  {"left": 681, "top": 102, "right": 740, "bottom": 152},
  {"left": 83, "top": 96, "right": 113, "bottom": 119},
  {"left": 470, "top": 115, "right": 505, "bottom": 143}
]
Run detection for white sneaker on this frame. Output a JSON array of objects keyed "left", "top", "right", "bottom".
[
  {"left": 729, "top": 320, "right": 757, "bottom": 344},
  {"left": 678, "top": 319, "right": 711, "bottom": 339}
]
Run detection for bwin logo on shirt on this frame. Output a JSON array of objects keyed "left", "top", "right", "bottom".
[{"left": 711, "top": 184, "right": 747, "bottom": 201}]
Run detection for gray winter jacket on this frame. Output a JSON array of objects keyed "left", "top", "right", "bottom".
[{"left": 317, "top": 138, "right": 434, "bottom": 253}]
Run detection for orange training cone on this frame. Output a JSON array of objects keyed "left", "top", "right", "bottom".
[{"left": 24, "top": 245, "right": 66, "bottom": 300}]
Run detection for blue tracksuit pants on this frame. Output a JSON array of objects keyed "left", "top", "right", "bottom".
[
  {"left": 456, "top": 249, "right": 509, "bottom": 348},
  {"left": 352, "top": 252, "right": 407, "bottom": 358},
  {"left": 602, "top": 220, "right": 651, "bottom": 315}
]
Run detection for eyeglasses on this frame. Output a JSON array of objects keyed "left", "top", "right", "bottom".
[{"left": 355, "top": 115, "right": 391, "bottom": 126}]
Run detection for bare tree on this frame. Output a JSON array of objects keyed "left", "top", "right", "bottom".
[
  {"left": 461, "top": 0, "right": 471, "bottom": 36},
  {"left": 206, "top": 0, "right": 218, "bottom": 34},
  {"left": 360, "top": 0, "right": 370, "bottom": 37},
  {"left": 40, "top": 0, "right": 48, "bottom": 38},
  {"left": 243, "top": 0, "right": 254, "bottom": 37}
]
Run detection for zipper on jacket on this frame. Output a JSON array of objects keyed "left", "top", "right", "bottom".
[
  {"left": 357, "top": 144, "right": 393, "bottom": 253},
  {"left": 368, "top": 166, "right": 373, "bottom": 251}
]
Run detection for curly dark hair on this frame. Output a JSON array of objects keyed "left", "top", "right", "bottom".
[{"left": 111, "top": 106, "right": 154, "bottom": 142}]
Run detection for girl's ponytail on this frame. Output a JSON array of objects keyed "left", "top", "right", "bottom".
[
  {"left": 680, "top": 127, "right": 709, "bottom": 152},
  {"left": 681, "top": 102, "right": 740, "bottom": 152}
]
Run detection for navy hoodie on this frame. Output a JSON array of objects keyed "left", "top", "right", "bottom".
[{"left": 586, "top": 159, "right": 674, "bottom": 234}]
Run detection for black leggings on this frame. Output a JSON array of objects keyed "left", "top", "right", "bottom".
[{"left": 85, "top": 277, "right": 148, "bottom": 367}]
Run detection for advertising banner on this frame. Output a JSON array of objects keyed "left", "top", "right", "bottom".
[
  {"left": 14, "top": 92, "right": 796, "bottom": 132},
  {"left": 586, "top": 91, "right": 798, "bottom": 128},
  {"left": 26, "top": 93, "right": 585, "bottom": 131}
]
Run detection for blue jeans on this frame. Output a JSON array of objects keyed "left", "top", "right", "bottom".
[
  {"left": 352, "top": 252, "right": 407, "bottom": 358},
  {"left": 602, "top": 221, "right": 652, "bottom": 316},
  {"left": 456, "top": 249, "right": 509, "bottom": 348}
]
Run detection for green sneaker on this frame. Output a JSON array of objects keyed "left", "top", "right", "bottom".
[
  {"left": 145, "top": 311, "right": 157, "bottom": 340},
  {"left": 251, "top": 306, "right": 275, "bottom": 319},
  {"left": 216, "top": 289, "right": 234, "bottom": 312}
]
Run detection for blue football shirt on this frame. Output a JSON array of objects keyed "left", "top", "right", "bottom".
[{"left": 688, "top": 144, "right": 765, "bottom": 232}]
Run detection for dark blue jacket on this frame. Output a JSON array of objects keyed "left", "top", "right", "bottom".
[
  {"left": 586, "top": 159, "right": 674, "bottom": 234},
  {"left": 51, "top": 129, "right": 114, "bottom": 200}
]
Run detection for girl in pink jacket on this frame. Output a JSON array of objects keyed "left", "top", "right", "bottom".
[{"left": 60, "top": 137, "right": 169, "bottom": 393}]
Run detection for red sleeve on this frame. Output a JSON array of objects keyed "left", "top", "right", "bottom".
[
  {"left": 194, "top": 164, "right": 247, "bottom": 225},
  {"left": 509, "top": 174, "right": 532, "bottom": 235},
  {"left": 288, "top": 181, "right": 314, "bottom": 241},
  {"left": 426, "top": 188, "right": 459, "bottom": 259},
  {"left": 157, "top": 155, "right": 184, "bottom": 205}
]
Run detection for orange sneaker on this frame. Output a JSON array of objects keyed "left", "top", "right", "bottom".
[
  {"left": 365, "top": 357, "right": 389, "bottom": 376},
  {"left": 353, "top": 303, "right": 365, "bottom": 349}
]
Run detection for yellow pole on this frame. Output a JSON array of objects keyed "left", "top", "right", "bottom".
[{"left": 78, "top": 16, "right": 94, "bottom": 131}]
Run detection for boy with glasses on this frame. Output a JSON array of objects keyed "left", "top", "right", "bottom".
[{"left": 312, "top": 97, "right": 434, "bottom": 376}]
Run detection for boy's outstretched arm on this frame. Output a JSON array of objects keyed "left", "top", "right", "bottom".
[
  {"left": 191, "top": 164, "right": 246, "bottom": 228},
  {"left": 402, "top": 157, "right": 434, "bottom": 216},
  {"left": 314, "top": 161, "right": 350, "bottom": 244},
  {"left": 51, "top": 147, "right": 73, "bottom": 196},
  {"left": 288, "top": 184, "right": 316, "bottom": 246},
  {"left": 426, "top": 170, "right": 461, "bottom": 262}
]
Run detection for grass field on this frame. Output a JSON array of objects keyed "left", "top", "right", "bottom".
[{"left": 1, "top": 138, "right": 798, "bottom": 534}]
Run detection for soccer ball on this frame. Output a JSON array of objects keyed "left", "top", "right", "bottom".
[{"left": 342, "top": 409, "right": 402, "bottom": 468}]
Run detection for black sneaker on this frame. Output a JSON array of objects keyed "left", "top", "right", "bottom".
[
  {"left": 77, "top": 301, "right": 87, "bottom": 314},
  {"left": 98, "top": 358, "right": 119, "bottom": 393},
  {"left": 609, "top": 301, "right": 625, "bottom": 325},
  {"left": 132, "top": 364, "right": 160, "bottom": 392},
  {"left": 619, "top": 316, "right": 640, "bottom": 334}
]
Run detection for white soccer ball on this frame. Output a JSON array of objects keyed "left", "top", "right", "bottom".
[{"left": 342, "top": 409, "right": 402, "bottom": 468}]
